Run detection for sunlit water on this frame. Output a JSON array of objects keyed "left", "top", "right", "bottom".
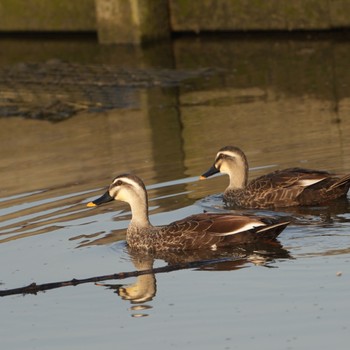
[{"left": 1, "top": 34, "right": 350, "bottom": 350}]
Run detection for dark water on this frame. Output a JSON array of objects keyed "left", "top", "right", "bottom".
[{"left": 1, "top": 34, "right": 350, "bottom": 350}]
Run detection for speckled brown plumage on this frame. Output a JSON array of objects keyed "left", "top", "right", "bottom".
[
  {"left": 126, "top": 213, "right": 289, "bottom": 251},
  {"left": 87, "top": 174, "right": 289, "bottom": 251},
  {"left": 201, "top": 146, "right": 350, "bottom": 208}
]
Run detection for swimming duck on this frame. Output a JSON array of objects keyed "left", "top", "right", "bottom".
[
  {"left": 87, "top": 174, "right": 289, "bottom": 251},
  {"left": 201, "top": 145, "right": 350, "bottom": 208}
]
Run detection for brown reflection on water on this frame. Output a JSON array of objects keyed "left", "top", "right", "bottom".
[
  {"left": 181, "top": 87, "right": 350, "bottom": 198},
  {"left": 1, "top": 34, "right": 350, "bottom": 247},
  {"left": 1, "top": 35, "right": 350, "bottom": 350},
  {"left": 0, "top": 91, "right": 181, "bottom": 196},
  {"left": 174, "top": 35, "right": 350, "bottom": 172}
]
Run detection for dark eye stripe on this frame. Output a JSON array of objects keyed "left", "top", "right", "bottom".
[
  {"left": 216, "top": 153, "right": 227, "bottom": 161},
  {"left": 217, "top": 153, "right": 233, "bottom": 161},
  {"left": 112, "top": 179, "right": 123, "bottom": 188}
]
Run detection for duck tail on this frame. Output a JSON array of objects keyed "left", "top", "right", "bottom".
[
  {"left": 257, "top": 221, "right": 290, "bottom": 240},
  {"left": 328, "top": 173, "right": 350, "bottom": 191}
]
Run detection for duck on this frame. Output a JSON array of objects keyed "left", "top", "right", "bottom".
[
  {"left": 87, "top": 173, "right": 289, "bottom": 251},
  {"left": 200, "top": 145, "right": 350, "bottom": 208}
]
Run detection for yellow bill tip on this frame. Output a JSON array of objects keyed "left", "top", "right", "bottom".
[
  {"left": 199, "top": 175, "right": 207, "bottom": 180},
  {"left": 87, "top": 201, "right": 97, "bottom": 207}
]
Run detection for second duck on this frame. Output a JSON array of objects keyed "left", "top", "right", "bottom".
[{"left": 201, "top": 145, "right": 350, "bottom": 208}]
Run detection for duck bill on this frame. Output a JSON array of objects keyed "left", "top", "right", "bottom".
[
  {"left": 87, "top": 191, "right": 114, "bottom": 207},
  {"left": 200, "top": 165, "right": 219, "bottom": 180}
]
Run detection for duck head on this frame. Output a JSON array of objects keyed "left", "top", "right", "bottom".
[
  {"left": 87, "top": 174, "right": 150, "bottom": 227},
  {"left": 200, "top": 146, "right": 249, "bottom": 189}
]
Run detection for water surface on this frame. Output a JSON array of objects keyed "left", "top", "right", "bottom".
[{"left": 1, "top": 33, "right": 350, "bottom": 350}]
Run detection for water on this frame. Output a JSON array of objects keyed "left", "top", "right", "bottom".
[{"left": 1, "top": 33, "right": 350, "bottom": 350}]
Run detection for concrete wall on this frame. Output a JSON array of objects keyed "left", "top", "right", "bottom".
[
  {"left": 170, "top": 0, "right": 350, "bottom": 32},
  {"left": 0, "top": 0, "right": 96, "bottom": 31},
  {"left": 1, "top": 0, "right": 350, "bottom": 43}
]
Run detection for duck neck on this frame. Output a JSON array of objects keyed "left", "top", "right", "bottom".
[
  {"left": 128, "top": 192, "right": 152, "bottom": 229},
  {"left": 227, "top": 160, "right": 248, "bottom": 190}
]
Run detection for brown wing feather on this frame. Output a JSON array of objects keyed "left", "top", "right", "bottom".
[
  {"left": 243, "top": 168, "right": 341, "bottom": 207},
  {"left": 151, "top": 214, "right": 289, "bottom": 250},
  {"left": 168, "top": 214, "right": 264, "bottom": 236},
  {"left": 250, "top": 168, "right": 331, "bottom": 189}
]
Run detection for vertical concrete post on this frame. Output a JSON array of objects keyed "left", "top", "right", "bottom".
[{"left": 95, "top": 0, "right": 170, "bottom": 44}]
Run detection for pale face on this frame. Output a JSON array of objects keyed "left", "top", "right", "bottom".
[
  {"left": 109, "top": 175, "right": 147, "bottom": 204},
  {"left": 215, "top": 150, "right": 239, "bottom": 174},
  {"left": 109, "top": 177, "right": 138, "bottom": 202},
  {"left": 213, "top": 148, "right": 248, "bottom": 189}
]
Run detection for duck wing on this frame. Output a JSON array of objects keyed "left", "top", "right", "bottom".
[
  {"left": 167, "top": 214, "right": 288, "bottom": 246},
  {"left": 244, "top": 168, "right": 338, "bottom": 207},
  {"left": 168, "top": 213, "right": 262, "bottom": 234},
  {"left": 251, "top": 168, "right": 332, "bottom": 189}
]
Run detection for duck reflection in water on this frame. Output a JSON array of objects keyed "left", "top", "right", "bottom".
[
  {"left": 244, "top": 196, "right": 350, "bottom": 228},
  {"left": 96, "top": 242, "right": 292, "bottom": 317}
]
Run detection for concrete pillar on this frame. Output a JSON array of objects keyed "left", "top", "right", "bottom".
[{"left": 95, "top": 0, "right": 170, "bottom": 44}]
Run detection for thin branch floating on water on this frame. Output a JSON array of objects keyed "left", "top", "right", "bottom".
[{"left": 0, "top": 257, "right": 234, "bottom": 297}]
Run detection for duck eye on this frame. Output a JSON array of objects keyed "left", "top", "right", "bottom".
[{"left": 115, "top": 180, "right": 123, "bottom": 186}]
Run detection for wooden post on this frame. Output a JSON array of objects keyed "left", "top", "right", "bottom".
[{"left": 95, "top": 0, "right": 170, "bottom": 44}]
